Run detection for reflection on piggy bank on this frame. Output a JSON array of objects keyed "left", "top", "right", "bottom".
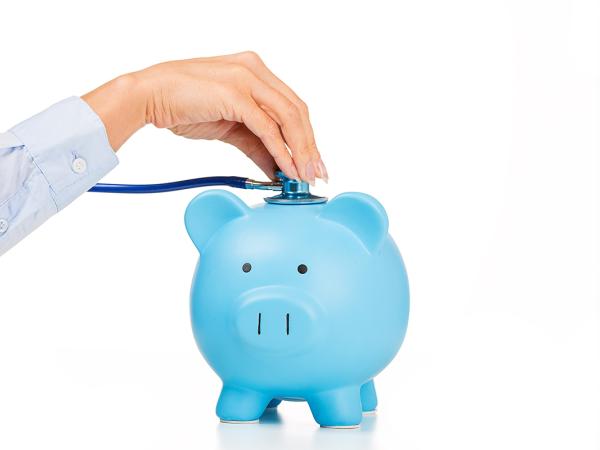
[{"left": 184, "top": 189, "right": 409, "bottom": 428}]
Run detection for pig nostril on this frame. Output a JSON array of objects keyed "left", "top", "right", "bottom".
[
  {"left": 286, "top": 313, "right": 290, "bottom": 335},
  {"left": 258, "top": 313, "right": 261, "bottom": 335}
]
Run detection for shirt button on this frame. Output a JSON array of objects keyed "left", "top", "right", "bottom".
[
  {"left": 0, "top": 219, "right": 8, "bottom": 235},
  {"left": 72, "top": 157, "right": 87, "bottom": 174}
]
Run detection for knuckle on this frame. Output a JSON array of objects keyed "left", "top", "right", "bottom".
[
  {"left": 261, "top": 121, "right": 280, "bottom": 140},
  {"left": 297, "top": 100, "right": 309, "bottom": 116},
  {"left": 239, "top": 50, "right": 263, "bottom": 66},
  {"left": 284, "top": 103, "right": 301, "bottom": 122},
  {"left": 228, "top": 63, "right": 252, "bottom": 80},
  {"left": 220, "top": 82, "right": 241, "bottom": 99}
]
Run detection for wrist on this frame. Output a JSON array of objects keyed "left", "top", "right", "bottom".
[{"left": 82, "top": 72, "right": 148, "bottom": 151}]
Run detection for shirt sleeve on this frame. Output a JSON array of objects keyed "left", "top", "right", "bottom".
[{"left": 0, "top": 96, "right": 119, "bottom": 256}]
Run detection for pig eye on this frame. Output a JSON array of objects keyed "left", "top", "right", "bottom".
[
  {"left": 297, "top": 264, "right": 308, "bottom": 274},
  {"left": 242, "top": 263, "right": 252, "bottom": 273}
]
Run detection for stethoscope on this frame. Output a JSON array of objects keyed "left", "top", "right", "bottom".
[{"left": 89, "top": 171, "right": 327, "bottom": 205}]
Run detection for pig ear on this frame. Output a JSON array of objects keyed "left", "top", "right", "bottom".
[
  {"left": 184, "top": 190, "right": 250, "bottom": 252},
  {"left": 318, "top": 192, "right": 389, "bottom": 253}
]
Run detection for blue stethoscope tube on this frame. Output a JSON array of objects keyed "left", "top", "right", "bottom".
[
  {"left": 89, "top": 176, "right": 251, "bottom": 193},
  {"left": 88, "top": 173, "right": 326, "bottom": 204}
]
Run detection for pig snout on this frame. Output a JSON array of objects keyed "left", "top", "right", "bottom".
[{"left": 234, "top": 287, "right": 323, "bottom": 354}]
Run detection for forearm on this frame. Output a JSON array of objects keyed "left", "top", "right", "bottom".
[
  {"left": 81, "top": 72, "right": 148, "bottom": 151},
  {"left": 0, "top": 98, "right": 118, "bottom": 256}
]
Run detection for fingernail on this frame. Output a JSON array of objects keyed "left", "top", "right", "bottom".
[
  {"left": 305, "top": 161, "right": 316, "bottom": 186},
  {"left": 316, "top": 159, "right": 329, "bottom": 183},
  {"left": 313, "top": 159, "right": 323, "bottom": 179}
]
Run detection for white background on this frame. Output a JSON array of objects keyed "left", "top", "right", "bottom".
[{"left": 0, "top": 0, "right": 598, "bottom": 449}]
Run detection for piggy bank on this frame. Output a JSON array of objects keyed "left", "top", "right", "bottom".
[{"left": 184, "top": 181, "right": 409, "bottom": 428}]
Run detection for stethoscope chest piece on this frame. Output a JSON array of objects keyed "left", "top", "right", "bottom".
[{"left": 264, "top": 172, "right": 327, "bottom": 205}]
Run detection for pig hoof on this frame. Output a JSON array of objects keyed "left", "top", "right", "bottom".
[
  {"left": 266, "top": 399, "right": 282, "bottom": 409},
  {"left": 320, "top": 424, "right": 360, "bottom": 429},
  {"left": 220, "top": 419, "right": 259, "bottom": 424},
  {"left": 362, "top": 409, "right": 377, "bottom": 416}
]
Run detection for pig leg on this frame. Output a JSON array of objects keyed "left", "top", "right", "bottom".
[
  {"left": 216, "top": 385, "right": 271, "bottom": 424},
  {"left": 307, "top": 386, "right": 362, "bottom": 428},
  {"left": 360, "top": 379, "right": 378, "bottom": 414},
  {"left": 266, "top": 399, "right": 282, "bottom": 409}
]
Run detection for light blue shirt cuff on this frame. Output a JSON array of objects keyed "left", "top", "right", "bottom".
[{"left": 9, "top": 96, "right": 119, "bottom": 211}]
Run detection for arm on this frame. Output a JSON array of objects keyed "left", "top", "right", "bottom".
[
  {"left": 0, "top": 98, "right": 118, "bottom": 256},
  {"left": 0, "top": 52, "right": 326, "bottom": 256}
]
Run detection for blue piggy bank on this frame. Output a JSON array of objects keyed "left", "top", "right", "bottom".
[{"left": 184, "top": 189, "right": 409, "bottom": 428}]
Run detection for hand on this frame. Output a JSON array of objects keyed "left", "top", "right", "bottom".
[{"left": 82, "top": 52, "right": 328, "bottom": 184}]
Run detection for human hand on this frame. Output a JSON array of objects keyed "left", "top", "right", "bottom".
[{"left": 82, "top": 52, "right": 327, "bottom": 184}]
